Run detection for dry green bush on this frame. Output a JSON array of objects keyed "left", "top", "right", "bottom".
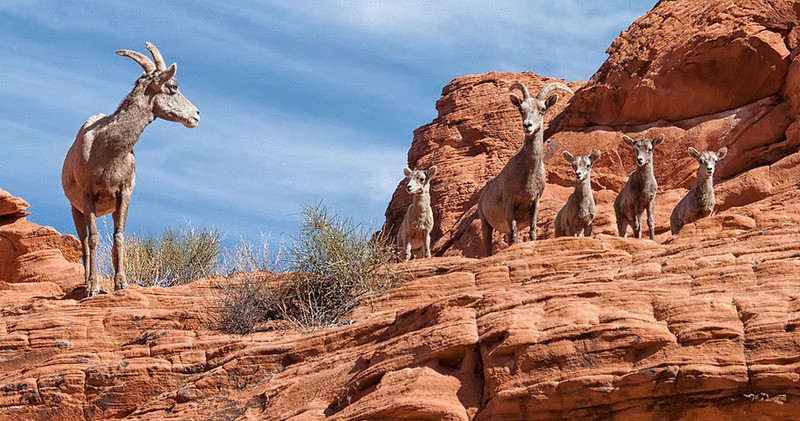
[
  {"left": 99, "top": 223, "right": 223, "bottom": 287},
  {"left": 211, "top": 204, "right": 398, "bottom": 334}
]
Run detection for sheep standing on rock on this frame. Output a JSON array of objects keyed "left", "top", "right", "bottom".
[
  {"left": 396, "top": 166, "right": 437, "bottom": 261},
  {"left": 554, "top": 150, "right": 601, "bottom": 237},
  {"left": 477, "top": 82, "right": 573, "bottom": 256},
  {"left": 670, "top": 147, "right": 727, "bottom": 234},
  {"left": 614, "top": 134, "right": 664, "bottom": 240},
  {"left": 62, "top": 43, "right": 200, "bottom": 297}
]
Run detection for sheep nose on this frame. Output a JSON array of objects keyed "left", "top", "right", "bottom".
[
  {"left": 523, "top": 122, "right": 533, "bottom": 129},
  {"left": 637, "top": 157, "right": 645, "bottom": 165}
]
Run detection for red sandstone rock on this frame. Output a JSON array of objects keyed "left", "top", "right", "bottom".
[
  {"left": 382, "top": 0, "right": 800, "bottom": 258},
  {"left": 0, "top": 189, "right": 83, "bottom": 292}
]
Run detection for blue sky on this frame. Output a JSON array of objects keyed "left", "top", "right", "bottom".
[{"left": 0, "top": 1, "right": 653, "bottom": 248}]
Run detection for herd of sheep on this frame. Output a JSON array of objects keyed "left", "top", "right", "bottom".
[
  {"left": 396, "top": 82, "right": 728, "bottom": 260},
  {"left": 60, "top": 43, "right": 728, "bottom": 297}
]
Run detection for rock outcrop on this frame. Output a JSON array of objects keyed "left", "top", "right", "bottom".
[
  {"left": 383, "top": 0, "right": 800, "bottom": 258},
  {"left": 2, "top": 188, "right": 800, "bottom": 420},
  {"left": 0, "top": 188, "right": 83, "bottom": 292}
]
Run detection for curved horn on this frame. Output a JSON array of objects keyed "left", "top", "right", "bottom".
[
  {"left": 116, "top": 49, "right": 156, "bottom": 73},
  {"left": 145, "top": 42, "right": 167, "bottom": 71},
  {"left": 536, "top": 82, "right": 574, "bottom": 100},
  {"left": 510, "top": 82, "right": 530, "bottom": 99}
]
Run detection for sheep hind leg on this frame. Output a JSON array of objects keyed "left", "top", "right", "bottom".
[
  {"left": 481, "top": 216, "right": 494, "bottom": 257},
  {"left": 616, "top": 213, "right": 628, "bottom": 238},
  {"left": 71, "top": 206, "right": 89, "bottom": 286}
]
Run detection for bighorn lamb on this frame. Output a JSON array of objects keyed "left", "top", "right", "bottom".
[
  {"left": 396, "top": 166, "right": 437, "bottom": 261},
  {"left": 62, "top": 43, "right": 200, "bottom": 297},
  {"left": 554, "top": 150, "right": 601, "bottom": 237},
  {"left": 670, "top": 147, "right": 727, "bottom": 234},
  {"left": 614, "top": 134, "right": 664, "bottom": 240},
  {"left": 477, "top": 82, "right": 573, "bottom": 256}
]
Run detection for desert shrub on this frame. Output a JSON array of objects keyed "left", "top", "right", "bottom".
[
  {"left": 270, "top": 204, "right": 398, "bottom": 329},
  {"left": 100, "top": 223, "right": 223, "bottom": 287},
  {"left": 210, "top": 204, "right": 398, "bottom": 334}
]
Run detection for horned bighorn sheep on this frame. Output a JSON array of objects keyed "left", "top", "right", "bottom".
[
  {"left": 62, "top": 43, "right": 200, "bottom": 297},
  {"left": 614, "top": 134, "right": 664, "bottom": 240},
  {"left": 396, "top": 166, "right": 437, "bottom": 261},
  {"left": 670, "top": 147, "right": 727, "bottom": 234},
  {"left": 554, "top": 150, "right": 601, "bottom": 237},
  {"left": 477, "top": 82, "right": 573, "bottom": 256}
]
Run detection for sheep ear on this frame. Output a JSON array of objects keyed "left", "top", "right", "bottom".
[
  {"left": 510, "top": 93, "right": 522, "bottom": 107},
  {"left": 403, "top": 168, "right": 412, "bottom": 177},
  {"left": 150, "top": 63, "right": 177, "bottom": 91},
  {"left": 652, "top": 133, "right": 665, "bottom": 147},
  {"left": 545, "top": 94, "right": 558, "bottom": 109},
  {"left": 562, "top": 150, "right": 574, "bottom": 162},
  {"left": 622, "top": 135, "right": 634, "bottom": 146},
  {"left": 589, "top": 150, "right": 602, "bottom": 162},
  {"left": 716, "top": 147, "right": 728, "bottom": 160},
  {"left": 687, "top": 147, "right": 700, "bottom": 160},
  {"left": 425, "top": 165, "right": 437, "bottom": 180}
]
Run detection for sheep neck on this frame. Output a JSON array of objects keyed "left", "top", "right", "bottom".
[
  {"left": 573, "top": 174, "right": 592, "bottom": 199},
  {"left": 693, "top": 169, "right": 715, "bottom": 199},
  {"left": 520, "top": 131, "right": 544, "bottom": 171},
  {"left": 410, "top": 189, "right": 431, "bottom": 213},
  {"left": 632, "top": 161, "right": 654, "bottom": 186},
  {"left": 101, "top": 81, "right": 156, "bottom": 156}
]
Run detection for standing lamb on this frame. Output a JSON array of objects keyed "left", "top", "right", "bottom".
[
  {"left": 62, "top": 43, "right": 200, "bottom": 297},
  {"left": 396, "top": 166, "right": 437, "bottom": 261},
  {"left": 477, "top": 82, "right": 573, "bottom": 256},
  {"left": 554, "top": 150, "right": 601, "bottom": 237},
  {"left": 670, "top": 147, "right": 727, "bottom": 234},
  {"left": 614, "top": 134, "right": 664, "bottom": 240}
]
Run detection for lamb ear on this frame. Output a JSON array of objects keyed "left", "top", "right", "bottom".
[
  {"left": 688, "top": 147, "right": 700, "bottom": 160},
  {"left": 545, "top": 94, "right": 558, "bottom": 109},
  {"left": 652, "top": 133, "right": 665, "bottom": 147},
  {"left": 150, "top": 63, "right": 177, "bottom": 91},
  {"left": 562, "top": 150, "right": 574, "bottom": 163},
  {"left": 589, "top": 150, "right": 602, "bottom": 163},
  {"left": 403, "top": 168, "right": 412, "bottom": 177},
  {"left": 716, "top": 147, "right": 728, "bottom": 160},
  {"left": 622, "top": 135, "right": 634, "bottom": 146},
  {"left": 509, "top": 93, "right": 522, "bottom": 107},
  {"left": 425, "top": 165, "right": 437, "bottom": 180}
]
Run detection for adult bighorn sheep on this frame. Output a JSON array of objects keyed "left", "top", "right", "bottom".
[
  {"left": 614, "top": 134, "right": 664, "bottom": 240},
  {"left": 477, "top": 82, "right": 573, "bottom": 256},
  {"left": 396, "top": 166, "right": 437, "bottom": 261},
  {"left": 670, "top": 147, "right": 727, "bottom": 234},
  {"left": 62, "top": 43, "right": 200, "bottom": 297},
  {"left": 554, "top": 150, "right": 601, "bottom": 237}
]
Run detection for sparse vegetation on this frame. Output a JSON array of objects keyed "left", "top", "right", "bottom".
[
  {"left": 99, "top": 223, "right": 223, "bottom": 287},
  {"left": 211, "top": 204, "right": 399, "bottom": 334}
]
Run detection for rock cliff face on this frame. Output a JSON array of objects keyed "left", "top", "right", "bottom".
[
  {"left": 0, "top": 188, "right": 83, "bottom": 292},
  {"left": 3, "top": 0, "right": 800, "bottom": 420},
  {"left": 383, "top": 0, "right": 800, "bottom": 258}
]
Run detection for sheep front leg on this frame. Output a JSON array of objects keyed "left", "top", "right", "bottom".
[
  {"left": 506, "top": 205, "right": 519, "bottom": 245},
  {"left": 82, "top": 195, "right": 100, "bottom": 297},
  {"left": 422, "top": 231, "right": 431, "bottom": 258},
  {"left": 647, "top": 200, "right": 656, "bottom": 240},
  {"left": 112, "top": 189, "right": 131, "bottom": 291},
  {"left": 632, "top": 212, "right": 642, "bottom": 239},
  {"left": 529, "top": 199, "right": 539, "bottom": 241},
  {"left": 583, "top": 223, "right": 593, "bottom": 238}
]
